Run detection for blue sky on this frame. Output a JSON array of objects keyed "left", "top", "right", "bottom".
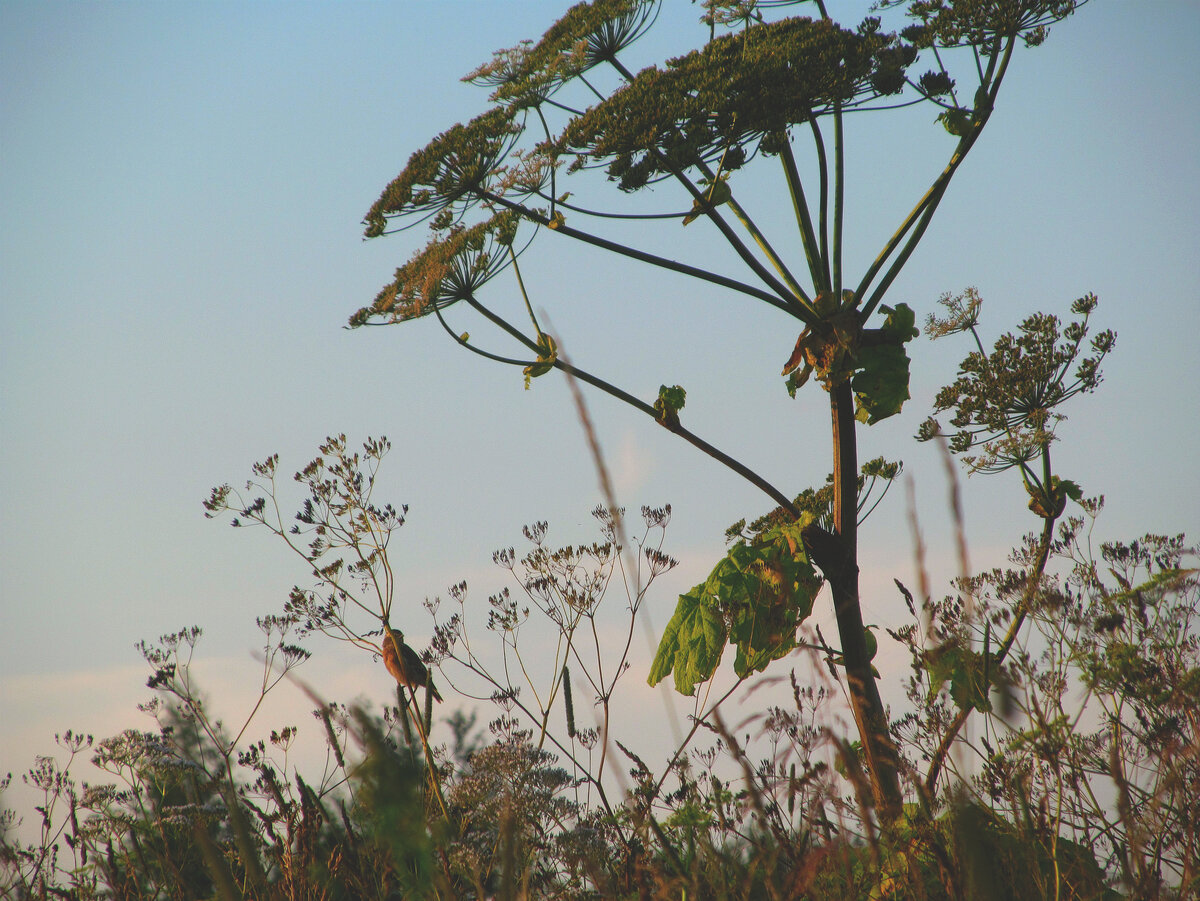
[{"left": 2, "top": 1, "right": 1198, "bottom": 803}]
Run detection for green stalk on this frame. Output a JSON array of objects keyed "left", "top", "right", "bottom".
[
  {"left": 779, "top": 141, "right": 828, "bottom": 297},
  {"left": 462, "top": 295, "right": 799, "bottom": 515},
  {"left": 696, "top": 149, "right": 812, "bottom": 305},
  {"left": 656, "top": 157, "right": 803, "bottom": 310},
  {"left": 508, "top": 245, "right": 544, "bottom": 337},
  {"left": 808, "top": 116, "right": 832, "bottom": 289},
  {"left": 725, "top": 195, "right": 813, "bottom": 306},
  {"left": 832, "top": 100, "right": 845, "bottom": 300},
  {"left": 482, "top": 192, "right": 807, "bottom": 319},
  {"left": 858, "top": 36, "right": 1016, "bottom": 320}
]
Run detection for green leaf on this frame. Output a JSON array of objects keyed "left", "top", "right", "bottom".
[
  {"left": 1026, "top": 475, "right": 1082, "bottom": 519},
  {"left": 784, "top": 365, "right": 810, "bottom": 398},
  {"left": 937, "top": 107, "right": 972, "bottom": 136},
  {"left": 925, "top": 643, "right": 992, "bottom": 713},
  {"left": 879, "top": 302, "right": 919, "bottom": 342},
  {"left": 864, "top": 625, "right": 878, "bottom": 662},
  {"left": 1058, "top": 479, "right": 1083, "bottom": 502},
  {"left": 650, "top": 520, "right": 821, "bottom": 694},
  {"left": 522, "top": 332, "right": 558, "bottom": 388},
  {"left": 647, "top": 587, "right": 727, "bottom": 696},
  {"left": 654, "top": 384, "right": 687, "bottom": 427},
  {"left": 852, "top": 304, "right": 919, "bottom": 424},
  {"left": 852, "top": 344, "right": 912, "bottom": 424}
]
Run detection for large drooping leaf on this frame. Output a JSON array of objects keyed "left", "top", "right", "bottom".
[
  {"left": 647, "top": 586, "right": 726, "bottom": 696},
  {"left": 649, "top": 520, "right": 821, "bottom": 695}
]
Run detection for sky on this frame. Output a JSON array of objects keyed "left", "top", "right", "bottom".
[{"left": 2, "top": 1, "right": 1198, "bottom": 824}]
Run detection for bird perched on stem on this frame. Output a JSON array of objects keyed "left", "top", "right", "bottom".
[{"left": 382, "top": 628, "right": 443, "bottom": 702}]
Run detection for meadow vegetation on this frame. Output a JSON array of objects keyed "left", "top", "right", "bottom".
[{"left": 5, "top": 1, "right": 1198, "bottom": 898}]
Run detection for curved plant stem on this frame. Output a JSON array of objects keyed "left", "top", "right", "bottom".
[
  {"left": 461, "top": 294, "right": 800, "bottom": 515},
  {"left": 832, "top": 101, "right": 845, "bottom": 300},
  {"left": 858, "top": 36, "right": 1016, "bottom": 320},
  {"left": 924, "top": 515, "right": 1057, "bottom": 793},
  {"left": 779, "top": 141, "right": 827, "bottom": 297}
]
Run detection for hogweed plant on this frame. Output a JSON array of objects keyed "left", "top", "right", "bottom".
[
  {"left": 912, "top": 289, "right": 1114, "bottom": 790},
  {"left": 12, "top": 0, "right": 1198, "bottom": 894},
  {"left": 349, "top": 0, "right": 1088, "bottom": 819}
]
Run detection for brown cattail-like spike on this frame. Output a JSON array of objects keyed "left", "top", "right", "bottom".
[{"left": 562, "top": 665, "right": 576, "bottom": 740}]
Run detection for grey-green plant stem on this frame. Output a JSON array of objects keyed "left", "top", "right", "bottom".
[
  {"left": 858, "top": 36, "right": 1015, "bottom": 321},
  {"left": 461, "top": 294, "right": 799, "bottom": 515},
  {"left": 656, "top": 156, "right": 802, "bottom": 310},
  {"left": 815, "top": 0, "right": 841, "bottom": 304},
  {"left": 532, "top": 191, "right": 689, "bottom": 220},
  {"left": 482, "top": 191, "right": 803, "bottom": 317},
  {"left": 832, "top": 101, "right": 845, "bottom": 300},
  {"left": 508, "top": 245, "right": 545, "bottom": 337},
  {"left": 727, "top": 194, "right": 812, "bottom": 305},
  {"left": 778, "top": 142, "right": 828, "bottom": 298},
  {"left": 432, "top": 304, "right": 536, "bottom": 368},
  {"left": 695, "top": 153, "right": 813, "bottom": 304},
  {"left": 807, "top": 119, "right": 834, "bottom": 290}
]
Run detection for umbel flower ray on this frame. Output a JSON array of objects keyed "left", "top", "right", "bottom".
[
  {"left": 350, "top": 212, "right": 521, "bottom": 327},
  {"left": 467, "top": 0, "right": 661, "bottom": 109},
  {"left": 919, "top": 289, "right": 1114, "bottom": 475},
  {"left": 363, "top": 107, "right": 522, "bottom": 237}
]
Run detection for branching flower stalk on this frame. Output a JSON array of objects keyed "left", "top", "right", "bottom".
[
  {"left": 918, "top": 290, "right": 1114, "bottom": 793},
  {"left": 204, "top": 439, "right": 456, "bottom": 822},
  {"left": 426, "top": 505, "right": 677, "bottom": 829}
]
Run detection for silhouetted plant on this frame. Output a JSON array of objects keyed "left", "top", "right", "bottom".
[{"left": 350, "top": 0, "right": 1088, "bottom": 819}]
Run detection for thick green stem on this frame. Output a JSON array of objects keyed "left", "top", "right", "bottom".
[
  {"left": 807, "top": 116, "right": 832, "bottom": 290},
  {"left": 696, "top": 148, "right": 810, "bottom": 303},
  {"left": 832, "top": 101, "right": 845, "bottom": 299},
  {"left": 804, "top": 382, "right": 903, "bottom": 821},
  {"left": 725, "top": 194, "right": 813, "bottom": 306}
]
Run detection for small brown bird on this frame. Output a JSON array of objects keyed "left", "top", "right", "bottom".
[{"left": 382, "top": 629, "right": 443, "bottom": 703}]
